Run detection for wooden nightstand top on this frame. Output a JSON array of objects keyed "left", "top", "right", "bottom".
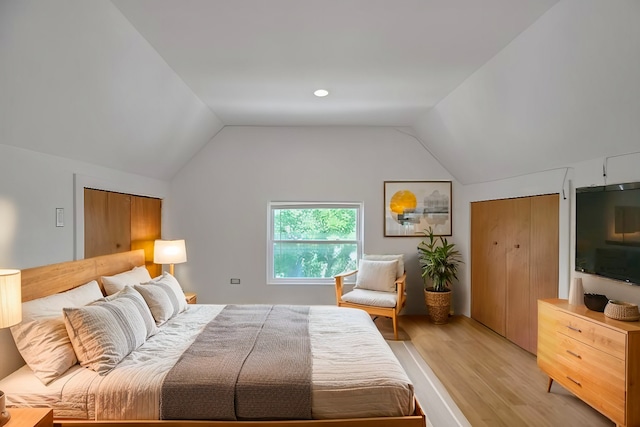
[
  {"left": 5, "top": 408, "right": 53, "bottom": 427},
  {"left": 184, "top": 292, "right": 197, "bottom": 304}
]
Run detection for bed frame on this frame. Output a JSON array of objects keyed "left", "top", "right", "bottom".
[{"left": 19, "top": 250, "right": 425, "bottom": 427}]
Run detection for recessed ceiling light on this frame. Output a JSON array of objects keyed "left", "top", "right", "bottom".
[{"left": 314, "top": 89, "right": 329, "bottom": 97}]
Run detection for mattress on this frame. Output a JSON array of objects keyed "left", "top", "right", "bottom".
[{"left": 0, "top": 304, "right": 414, "bottom": 421}]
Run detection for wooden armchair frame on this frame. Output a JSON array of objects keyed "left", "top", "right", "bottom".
[{"left": 334, "top": 270, "right": 407, "bottom": 340}]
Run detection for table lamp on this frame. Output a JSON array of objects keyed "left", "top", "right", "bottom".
[
  {"left": 153, "top": 239, "right": 187, "bottom": 276},
  {"left": 0, "top": 269, "right": 21, "bottom": 427}
]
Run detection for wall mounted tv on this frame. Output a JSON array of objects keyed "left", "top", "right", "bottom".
[{"left": 576, "top": 181, "right": 640, "bottom": 285}]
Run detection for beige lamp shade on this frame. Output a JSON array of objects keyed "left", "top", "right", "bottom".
[
  {"left": 0, "top": 269, "right": 22, "bottom": 329},
  {"left": 154, "top": 240, "right": 187, "bottom": 275}
]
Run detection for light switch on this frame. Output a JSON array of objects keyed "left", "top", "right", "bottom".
[{"left": 56, "top": 208, "right": 64, "bottom": 227}]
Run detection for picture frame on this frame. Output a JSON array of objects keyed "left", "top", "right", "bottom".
[{"left": 384, "top": 181, "right": 452, "bottom": 237}]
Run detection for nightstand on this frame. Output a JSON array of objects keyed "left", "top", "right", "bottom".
[
  {"left": 5, "top": 408, "right": 53, "bottom": 427},
  {"left": 184, "top": 292, "right": 197, "bottom": 304}
]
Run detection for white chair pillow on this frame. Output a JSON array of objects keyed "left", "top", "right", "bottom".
[
  {"left": 341, "top": 288, "right": 398, "bottom": 308},
  {"left": 363, "top": 254, "right": 404, "bottom": 279},
  {"left": 355, "top": 259, "right": 398, "bottom": 293}
]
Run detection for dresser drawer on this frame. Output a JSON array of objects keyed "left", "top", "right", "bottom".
[
  {"left": 556, "top": 335, "right": 625, "bottom": 424},
  {"left": 553, "top": 310, "right": 626, "bottom": 359}
]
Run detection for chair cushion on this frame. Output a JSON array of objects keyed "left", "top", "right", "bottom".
[
  {"left": 341, "top": 288, "right": 398, "bottom": 308},
  {"left": 355, "top": 259, "right": 398, "bottom": 293},
  {"left": 363, "top": 254, "right": 404, "bottom": 279}
]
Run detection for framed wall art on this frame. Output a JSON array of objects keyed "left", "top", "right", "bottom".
[{"left": 384, "top": 181, "right": 452, "bottom": 237}]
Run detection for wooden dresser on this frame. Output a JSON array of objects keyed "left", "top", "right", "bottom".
[{"left": 538, "top": 299, "right": 640, "bottom": 427}]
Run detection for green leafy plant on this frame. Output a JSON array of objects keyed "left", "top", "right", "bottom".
[{"left": 417, "top": 227, "right": 463, "bottom": 292}]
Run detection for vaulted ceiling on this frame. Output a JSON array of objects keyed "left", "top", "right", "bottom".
[
  {"left": 111, "top": 0, "right": 558, "bottom": 127},
  {"left": 2, "top": 1, "right": 639, "bottom": 184}
]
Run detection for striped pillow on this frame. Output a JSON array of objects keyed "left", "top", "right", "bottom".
[
  {"left": 63, "top": 287, "right": 152, "bottom": 375},
  {"left": 134, "top": 283, "right": 178, "bottom": 325},
  {"left": 143, "top": 272, "right": 188, "bottom": 314},
  {"left": 97, "top": 286, "right": 158, "bottom": 338}
]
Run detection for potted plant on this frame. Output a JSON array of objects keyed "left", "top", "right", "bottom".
[{"left": 417, "top": 227, "right": 463, "bottom": 324}]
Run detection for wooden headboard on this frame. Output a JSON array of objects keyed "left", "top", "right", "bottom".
[{"left": 20, "top": 250, "right": 146, "bottom": 302}]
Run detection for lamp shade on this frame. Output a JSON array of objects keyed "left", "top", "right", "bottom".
[
  {"left": 153, "top": 240, "right": 187, "bottom": 265},
  {"left": 0, "top": 269, "right": 22, "bottom": 329}
]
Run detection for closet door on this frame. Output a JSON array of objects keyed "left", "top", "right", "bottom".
[
  {"left": 471, "top": 194, "right": 559, "bottom": 354},
  {"left": 504, "top": 197, "right": 531, "bottom": 352},
  {"left": 131, "top": 196, "right": 162, "bottom": 277},
  {"left": 84, "top": 189, "right": 131, "bottom": 258},
  {"left": 471, "top": 199, "right": 507, "bottom": 336},
  {"left": 528, "top": 194, "right": 559, "bottom": 353},
  {"left": 85, "top": 189, "right": 162, "bottom": 274}
]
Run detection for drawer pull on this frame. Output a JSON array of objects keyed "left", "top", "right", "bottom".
[
  {"left": 566, "top": 376, "right": 581, "bottom": 387},
  {"left": 566, "top": 350, "right": 582, "bottom": 359},
  {"left": 566, "top": 325, "right": 582, "bottom": 333}
]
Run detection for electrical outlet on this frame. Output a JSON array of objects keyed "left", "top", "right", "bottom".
[{"left": 230, "top": 278, "right": 241, "bottom": 285}]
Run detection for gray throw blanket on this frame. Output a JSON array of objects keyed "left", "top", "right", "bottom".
[{"left": 160, "top": 305, "right": 312, "bottom": 421}]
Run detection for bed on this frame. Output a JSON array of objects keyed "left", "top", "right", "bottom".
[{"left": 0, "top": 250, "right": 425, "bottom": 427}]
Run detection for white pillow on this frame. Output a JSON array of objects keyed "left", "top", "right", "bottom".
[
  {"left": 363, "top": 254, "right": 404, "bottom": 279},
  {"left": 341, "top": 288, "right": 398, "bottom": 308},
  {"left": 20, "top": 280, "right": 103, "bottom": 320},
  {"left": 10, "top": 318, "right": 77, "bottom": 385},
  {"left": 134, "top": 283, "right": 178, "bottom": 326},
  {"left": 143, "top": 272, "right": 187, "bottom": 314},
  {"left": 355, "top": 259, "right": 398, "bottom": 293},
  {"left": 63, "top": 288, "right": 150, "bottom": 375},
  {"left": 10, "top": 280, "right": 103, "bottom": 385},
  {"left": 101, "top": 266, "right": 152, "bottom": 296}
]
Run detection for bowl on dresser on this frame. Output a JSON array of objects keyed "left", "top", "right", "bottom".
[{"left": 583, "top": 293, "right": 608, "bottom": 312}]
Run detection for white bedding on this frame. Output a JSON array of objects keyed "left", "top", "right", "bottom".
[{"left": 1, "top": 305, "right": 414, "bottom": 420}]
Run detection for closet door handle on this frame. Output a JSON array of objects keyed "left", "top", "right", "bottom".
[
  {"left": 514, "top": 244, "right": 520, "bottom": 248},
  {"left": 493, "top": 241, "right": 498, "bottom": 245}
]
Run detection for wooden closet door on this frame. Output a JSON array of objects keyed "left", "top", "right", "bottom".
[
  {"left": 504, "top": 197, "right": 531, "bottom": 352},
  {"left": 84, "top": 189, "right": 131, "bottom": 258},
  {"left": 529, "top": 194, "right": 559, "bottom": 353},
  {"left": 471, "top": 199, "right": 507, "bottom": 336},
  {"left": 131, "top": 196, "right": 162, "bottom": 277}
]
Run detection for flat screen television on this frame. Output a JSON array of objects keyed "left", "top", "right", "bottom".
[{"left": 576, "top": 181, "right": 640, "bottom": 285}]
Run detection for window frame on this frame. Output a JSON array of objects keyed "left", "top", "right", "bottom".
[{"left": 267, "top": 201, "right": 364, "bottom": 285}]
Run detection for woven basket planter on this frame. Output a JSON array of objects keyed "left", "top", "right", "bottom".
[{"left": 424, "top": 288, "right": 452, "bottom": 324}]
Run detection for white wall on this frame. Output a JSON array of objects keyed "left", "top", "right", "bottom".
[
  {"left": 165, "top": 126, "right": 457, "bottom": 314},
  {"left": 414, "top": 0, "right": 640, "bottom": 185},
  {"left": 0, "top": 0, "right": 224, "bottom": 181},
  {"left": 0, "top": 143, "right": 169, "bottom": 378}
]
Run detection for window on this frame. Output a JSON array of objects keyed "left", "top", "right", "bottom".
[{"left": 268, "top": 202, "right": 363, "bottom": 285}]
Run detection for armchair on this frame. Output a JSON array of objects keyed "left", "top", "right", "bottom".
[{"left": 334, "top": 255, "right": 406, "bottom": 340}]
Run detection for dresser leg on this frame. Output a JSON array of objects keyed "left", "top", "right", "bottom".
[{"left": 547, "top": 377, "right": 553, "bottom": 393}]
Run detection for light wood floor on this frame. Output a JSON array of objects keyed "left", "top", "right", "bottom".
[{"left": 375, "top": 315, "right": 614, "bottom": 427}]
